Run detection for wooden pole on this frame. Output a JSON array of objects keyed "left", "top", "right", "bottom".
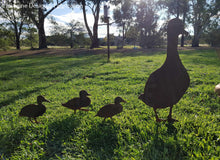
[{"left": 107, "top": 18, "right": 110, "bottom": 62}]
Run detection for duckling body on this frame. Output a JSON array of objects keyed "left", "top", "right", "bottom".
[
  {"left": 62, "top": 90, "right": 91, "bottom": 113},
  {"left": 139, "top": 18, "right": 190, "bottom": 122},
  {"left": 96, "top": 97, "right": 126, "bottom": 121},
  {"left": 19, "top": 95, "right": 50, "bottom": 123}
]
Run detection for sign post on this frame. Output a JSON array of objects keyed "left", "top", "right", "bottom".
[{"left": 104, "top": 2, "right": 110, "bottom": 62}]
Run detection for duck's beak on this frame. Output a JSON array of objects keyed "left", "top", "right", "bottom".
[
  {"left": 122, "top": 99, "right": 127, "bottom": 103},
  {"left": 44, "top": 99, "right": 50, "bottom": 103}
]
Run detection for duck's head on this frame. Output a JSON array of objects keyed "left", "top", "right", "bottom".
[
  {"left": 168, "top": 18, "right": 188, "bottom": 36},
  {"left": 37, "top": 95, "right": 50, "bottom": 104},
  {"left": 79, "top": 90, "right": 91, "bottom": 97},
  {"left": 114, "top": 97, "right": 126, "bottom": 104}
]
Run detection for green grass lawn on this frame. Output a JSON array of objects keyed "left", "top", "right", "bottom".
[{"left": 0, "top": 48, "right": 219, "bottom": 159}]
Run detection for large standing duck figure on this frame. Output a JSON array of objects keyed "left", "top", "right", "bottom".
[{"left": 139, "top": 18, "right": 190, "bottom": 122}]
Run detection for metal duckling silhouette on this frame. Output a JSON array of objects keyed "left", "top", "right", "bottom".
[
  {"left": 19, "top": 95, "right": 50, "bottom": 123},
  {"left": 95, "top": 97, "right": 126, "bottom": 121},
  {"left": 139, "top": 18, "right": 190, "bottom": 123},
  {"left": 62, "top": 90, "right": 91, "bottom": 114}
]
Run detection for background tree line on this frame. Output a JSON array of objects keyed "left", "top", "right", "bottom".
[{"left": 0, "top": 0, "right": 219, "bottom": 50}]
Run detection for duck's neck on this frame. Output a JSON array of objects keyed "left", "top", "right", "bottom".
[
  {"left": 37, "top": 100, "right": 42, "bottom": 105},
  {"left": 167, "top": 33, "right": 179, "bottom": 59},
  {"left": 114, "top": 101, "right": 120, "bottom": 105},
  {"left": 80, "top": 96, "right": 87, "bottom": 99}
]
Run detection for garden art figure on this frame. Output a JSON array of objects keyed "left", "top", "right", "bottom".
[
  {"left": 95, "top": 97, "right": 126, "bottom": 121},
  {"left": 62, "top": 90, "right": 91, "bottom": 114},
  {"left": 19, "top": 95, "right": 50, "bottom": 123},
  {"left": 139, "top": 18, "right": 190, "bottom": 123}
]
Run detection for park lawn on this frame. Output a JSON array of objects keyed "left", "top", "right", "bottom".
[{"left": 0, "top": 48, "right": 219, "bottom": 159}]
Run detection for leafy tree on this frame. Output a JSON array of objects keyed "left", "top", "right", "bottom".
[
  {"left": 66, "top": 20, "right": 85, "bottom": 48},
  {"left": 48, "top": 16, "right": 67, "bottom": 35},
  {"left": 158, "top": 0, "right": 189, "bottom": 18},
  {"left": 74, "top": 32, "right": 91, "bottom": 48},
  {"left": 49, "top": 17, "right": 85, "bottom": 48},
  {"left": 46, "top": 34, "right": 70, "bottom": 46},
  {"left": 135, "top": 0, "right": 162, "bottom": 48},
  {"left": 68, "top": 0, "right": 102, "bottom": 49},
  {"left": 0, "top": 0, "right": 27, "bottom": 50},
  {"left": 126, "top": 25, "right": 139, "bottom": 48},
  {"left": 23, "top": 24, "right": 38, "bottom": 49},
  {"left": 102, "top": 34, "right": 115, "bottom": 46},
  {"left": 113, "top": 0, "right": 134, "bottom": 48},
  {"left": 158, "top": 0, "right": 190, "bottom": 47},
  {"left": 202, "top": 19, "right": 220, "bottom": 47},
  {"left": 19, "top": 0, "right": 67, "bottom": 49},
  {"left": 189, "top": 0, "right": 219, "bottom": 47},
  {"left": 0, "top": 24, "right": 14, "bottom": 50}
]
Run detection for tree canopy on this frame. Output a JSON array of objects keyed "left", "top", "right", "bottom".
[{"left": 0, "top": 0, "right": 219, "bottom": 50}]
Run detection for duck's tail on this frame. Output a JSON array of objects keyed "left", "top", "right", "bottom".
[
  {"left": 19, "top": 111, "right": 24, "bottom": 117},
  {"left": 62, "top": 103, "right": 67, "bottom": 107}
]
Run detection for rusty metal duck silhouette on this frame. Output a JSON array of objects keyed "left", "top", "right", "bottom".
[
  {"left": 62, "top": 90, "right": 91, "bottom": 114},
  {"left": 139, "top": 18, "right": 190, "bottom": 122},
  {"left": 95, "top": 97, "right": 126, "bottom": 121},
  {"left": 19, "top": 95, "right": 50, "bottom": 123}
]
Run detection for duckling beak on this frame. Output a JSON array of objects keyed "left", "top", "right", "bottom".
[
  {"left": 122, "top": 99, "right": 127, "bottom": 103},
  {"left": 44, "top": 99, "right": 50, "bottom": 103}
]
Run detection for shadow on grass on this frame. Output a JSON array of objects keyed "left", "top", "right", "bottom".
[
  {"left": 42, "top": 115, "right": 81, "bottom": 159},
  {"left": 0, "top": 125, "right": 31, "bottom": 158},
  {"left": 143, "top": 123, "right": 187, "bottom": 160},
  {"left": 86, "top": 120, "right": 119, "bottom": 159},
  {"left": 0, "top": 86, "right": 51, "bottom": 109}
]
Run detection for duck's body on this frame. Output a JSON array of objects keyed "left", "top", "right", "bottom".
[
  {"left": 139, "top": 18, "right": 190, "bottom": 122},
  {"left": 142, "top": 54, "right": 190, "bottom": 108},
  {"left": 19, "top": 95, "right": 50, "bottom": 123},
  {"left": 96, "top": 97, "right": 126, "bottom": 121},
  {"left": 62, "top": 90, "right": 91, "bottom": 113}
]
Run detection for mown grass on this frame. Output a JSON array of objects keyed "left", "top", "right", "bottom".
[{"left": 0, "top": 48, "right": 219, "bottom": 159}]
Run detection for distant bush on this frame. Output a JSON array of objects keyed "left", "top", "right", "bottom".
[
  {"left": 203, "top": 28, "right": 220, "bottom": 47},
  {"left": 0, "top": 38, "right": 9, "bottom": 51}
]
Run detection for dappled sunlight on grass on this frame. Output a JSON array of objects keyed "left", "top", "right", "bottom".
[{"left": 0, "top": 48, "right": 219, "bottom": 159}]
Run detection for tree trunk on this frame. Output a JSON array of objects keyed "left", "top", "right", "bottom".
[
  {"left": 90, "top": 1, "right": 100, "bottom": 49},
  {"left": 181, "top": 12, "right": 186, "bottom": 47},
  {"left": 121, "top": 23, "right": 125, "bottom": 49},
  {"left": 37, "top": 1, "right": 47, "bottom": 49},
  {"left": 81, "top": 0, "right": 100, "bottom": 49},
  {"left": 90, "top": 36, "right": 99, "bottom": 49},
  {"left": 91, "top": 24, "right": 99, "bottom": 49},
  {"left": 14, "top": 26, "right": 20, "bottom": 50},
  {"left": 70, "top": 32, "right": 73, "bottom": 48},
  {"left": 192, "top": 25, "right": 201, "bottom": 47},
  {"left": 192, "top": 35, "right": 200, "bottom": 47},
  {"left": 82, "top": 1, "right": 93, "bottom": 48},
  {"left": 13, "top": 21, "right": 22, "bottom": 50},
  {"left": 15, "top": 34, "right": 20, "bottom": 50},
  {"left": 38, "top": 20, "right": 47, "bottom": 49}
]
